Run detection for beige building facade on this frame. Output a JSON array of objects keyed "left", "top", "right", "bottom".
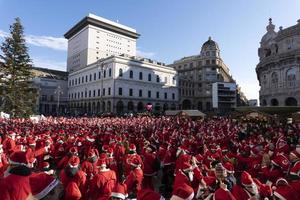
[
  {"left": 256, "top": 19, "right": 300, "bottom": 106},
  {"left": 169, "top": 37, "right": 235, "bottom": 112}
]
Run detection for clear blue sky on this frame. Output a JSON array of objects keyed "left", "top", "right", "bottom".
[{"left": 0, "top": 0, "right": 300, "bottom": 100}]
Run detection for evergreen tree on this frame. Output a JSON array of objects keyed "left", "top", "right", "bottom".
[{"left": 0, "top": 18, "right": 37, "bottom": 118}]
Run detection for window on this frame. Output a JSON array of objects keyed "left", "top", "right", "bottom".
[
  {"left": 42, "top": 95, "right": 47, "bottom": 101},
  {"left": 86, "top": 75, "right": 88, "bottom": 82},
  {"left": 78, "top": 78, "right": 80, "bottom": 84},
  {"left": 103, "top": 88, "right": 105, "bottom": 96},
  {"left": 165, "top": 77, "right": 168, "bottom": 83},
  {"left": 89, "top": 90, "right": 91, "bottom": 97},
  {"left": 206, "top": 51, "right": 210, "bottom": 56},
  {"left": 104, "top": 70, "right": 106, "bottom": 78},
  {"left": 212, "top": 51, "right": 216, "bottom": 56},
  {"left": 271, "top": 72, "right": 278, "bottom": 88},
  {"left": 109, "top": 68, "right": 112, "bottom": 77},
  {"left": 93, "top": 90, "right": 96, "bottom": 97},
  {"left": 85, "top": 91, "right": 87, "bottom": 98},
  {"left": 287, "top": 68, "right": 296, "bottom": 87},
  {"left": 139, "top": 90, "right": 142, "bottom": 97},
  {"left": 212, "top": 60, "right": 216, "bottom": 64},
  {"left": 108, "top": 88, "right": 111, "bottom": 95},
  {"left": 148, "top": 90, "right": 151, "bottom": 98},
  {"left": 98, "top": 72, "right": 101, "bottom": 79},
  {"left": 98, "top": 89, "right": 100, "bottom": 96},
  {"left": 156, "top": 91, "right": 160, "bottom": 99},
  {"left": 90, "top": 74, "right": 92, "bottom": 81},
  {"left": 119, "top": 88, "right": 123, "bottom": 95},
  {"left": 72, "top": 80, "right": 74, "bottom": 86},
  {"left": 82, "top": 77, "right": 84, "bottom": 83},
  {"left": 189, "top": 63, "right": 193, "bottom": 68},
  {"left": 148, "top": 73, "right": 152, "bottom": 81},
  {"left": 156, "top": 75, "right": 160, "bottom": 83},
  {"left": 81, "top": 92, "right": 83, "bottom": 98},
  {"left": 206, "top": 60, "right": 210, "bottom": 65},
  {"left": 139, "top": 72, "right": 143, "bottom": 80},
  {"left": 71, "top": 93, "right": 73, "bottom": 99},
  {"left": 172, "top": 93, "right": 175, "bottom": 100},
  {"left": 94, "top": 73, "right": 96, "bottom": 80},
  {"left": 69, "top": 80, "right": 71, "bottom": 86},
  {"left": 119, "top": 68, "right": 123, "bottom": 77},
  {"left": 75, "top": 79, "right": 77, "bottom": 85},
  {"left": 164, "top": 92, "right": 167, "bottom": 99},
  {"left": 130, "top": 70, "right": 133, "bottom": 78},
  {"left": 172, "top": 77, "right": 176, "bottom": 84},
  {"left": 129, "top": 88, "right": 133, "bottom": 96}
]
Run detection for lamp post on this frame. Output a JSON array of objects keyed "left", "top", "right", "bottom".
[
  {"left": 98, "top": 60, "right": 105, "bottom": 114},
  {"left": 54, "top": 85, "right": 63, "bottom": 116}
]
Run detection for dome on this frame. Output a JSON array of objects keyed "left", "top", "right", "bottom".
[
  {"left": 201, "top": 36, "right": 219, "bottom": 51},
  {"left": 261, "top": 18, "right": 277, "bottom": 46}
]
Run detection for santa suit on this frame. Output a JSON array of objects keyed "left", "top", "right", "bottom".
[
  {"left": 2, "top": 137, "right": 16, "bottom": 155},
  {"left": 60, "top": 169, "right": 86, "bottom": 200},
  {"left": 123, "top": 153, "right": 143, "bottom": 177},
  {"left": 0, "top": 165, "right": 32, "bottom": 200},
  {"left": 142, "top": 150, "right": 159, "bottom": 189},
  {"left": 106, "top": 156, "right": 118, "bottom": 178},
  {"left": 261, "top": 165, "right": 284, "bottom": 184},
  {"left": 125, "top": 167, "right": 144, "bottom": 197},
  {"left": 288, "top": 160, "right": 300, "bottom": 197},
  {"left": 81, "top": 160, "right": 98, "bottom": 180},
  {"left": 89, "top": 168, "right": 116, "bottom": 200},
  {"left": 0, "top": 153, "right": 9, "bottom": 177},
  {"left": 231, "top": 185, "right": 259, "bottom": 200}
]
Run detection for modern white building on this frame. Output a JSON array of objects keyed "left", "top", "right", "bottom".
[
  {"left": 65, "top": 14, "right": 178, "bottom": 115},
  {"left": 64, "top": 13, "right": 139, "bottom": 73},
  {"left": 212, "top": 82, "right": 237, "bottom": 114}
]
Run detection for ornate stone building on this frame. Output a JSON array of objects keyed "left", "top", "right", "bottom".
[
  {"left": 256, "top": 19, "right": 300, "bottom": 106},
  {"left": 169, "top": 37, "right": 237, "bottom": 112}
]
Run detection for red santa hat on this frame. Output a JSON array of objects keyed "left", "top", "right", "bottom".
[
  {"left": 276, "top": 178, "right": 289, "bottom": 186},
  {"left": 68, "top": 156, "right": 80, "bottom": 168},
  {"left": 9, "top": 151, "right": 29, "bottom": 166},
  {"left": 171, "top": 184, "right": 194, "bottom": 200},
  {"left": 110, "top": 183, "right": 128, "bottom": 200},
  {"left": 42, "top": 162, "right": 50, "bottom": 170},
  {"left": 273, "top": 185, "right": 298, "bottom": 200},
  {"left": 271, "top": 154, "right": 290, "bottom": 172},
  {"left": 138, "top": 188, "right": 164, "bottom": 200},
  {"left": 180, "top": 161, "right": 193, "bottom": 172},
  {"left": 213, "top": 188, "right": 236, "bottom": 200},
  {"left": 87, "top": 149, "right": 96, "bottom": 158},
  {"left": 69, "top": 146, "right": 78, "bottom": 155},
  {"left": 28, "top": 138, "right": 36, "bottom": 146},
  {"left": 223, "top": 162, "right": 234, "bottom": 174},
  {"left": 97, "top": 153, "right": 107, "bottom": 167},
  {"left": 241, "top": 171, "right": 254, "bottom": 186},
  {"left": 102, "top": 144, "right": 109, "bottom": 152},
  {"left": 290, "top": 150, "right": 300, "bottom": 158},
  {"left": 129, "top": 143, "right": 136, "bottom": 152},
  {"left": 30, "top": 173, "right": 59, "bottom": 199},
  {"left": 130, "top": 157, "right": 142, "bottom": 168}
]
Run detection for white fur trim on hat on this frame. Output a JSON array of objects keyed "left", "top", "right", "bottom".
[
  {"left": 68, "top": 164, "right": 79, "bottom": 168},
  {"left": 9, "top": 159, "right": 28, "bottom": 167},
  {"left": 276, "top": 178, "right": 288, "bottom": 186},
  {"left": 170, "top": 195, "right": 184, "bottom": 200},
  {"left": 110, "top": 192, "right": 126, "bottom": 200},
  {"left": 34, "top": 178, "right": 59, "bottom": 199},
  {"left": 273, "top": 191, "right": 287, "bottom": 200}
]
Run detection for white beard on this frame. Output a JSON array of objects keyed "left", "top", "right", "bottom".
[
  {"left": 187, "top": 171, "right": 194, "bottom": 182},
  {"left": 245, "top": 183, "right": 259, "bottom": 195}
]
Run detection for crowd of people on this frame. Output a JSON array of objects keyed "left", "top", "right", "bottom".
[{"left": 0, "top": 115, "right": 299, "bottom": 200}]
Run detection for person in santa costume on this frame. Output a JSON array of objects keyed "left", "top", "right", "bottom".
[
  {"left": 2, "top": 131, "right": 16, "bottom": 155},
  {"left": 272, "top": 178, "right": 299, "bottom": 200},
  {"left": 0, "top": 144, "right": 9, "bottom": 177},
  {"left": 57, "top": 146, "right": 79, "bottom": 170},
  {"left": 89, "top": 153, "right": 117, "bottom": 200},
  {"left": 81, "top": 148, "right": 99, "bottom": 181},
  {"left": 231, "top": 171, "right": 260, "bottom": 200},
  {"left": 0, "top": 151, "right": 33, "bottom": 200},
  {"left": 30, "top": 172, "right": 63, "bottom": 200},
  {"left": 172, "top": 161, "right": 195, "bottom": 199},
  {"left": 142, "top": 143, "right": 160, "bottom": 190},
  {"left": 170, "top": 183, "right": 194, "bottom": 200},
  {"left": 125, "top": 156, "right": 144, "bottom": 199},
  {"left": 137, "top": 188, "right": 165, "bottom": 200},
  {"left": 110, "top": 183, "right": 128, "bottom": 200},
  {"left": 287, "top": 149, "right": 300, "bottom": 197},
  {"left": 59, "top": 155, "right": 86, "bottom": 200},
  {"left": 123, "top": 144, "right": 143, "bottom": 177}
]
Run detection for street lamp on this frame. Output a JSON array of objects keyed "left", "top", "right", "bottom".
[{"left": 54, "top": 85, "right": 63, "bottom": 116}]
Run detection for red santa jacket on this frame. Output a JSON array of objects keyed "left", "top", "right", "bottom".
[
  {"left": 142, "top": 150, "right": 158, "bottom": 176},
  {"left": 60, "top": 169, "right": 86, "bottom": 199},
  {"left": 123, "top": 153, "right": 143, "bottom": 177},
  {"left": 125, "top": 167, "right": 143, "bottom": 194},
  {"left": 88, "top": 169, "right": 117, "bottom": 200},
  {"left": 0, "top": 165, "right": 32, "bottom": 200},
  {"left": 2, "top": 137, "right": 16, "bottom": 155},
  {"left": 81, "top": 160, "right": 99, "bottom": 180},
  {"left": 0, "top": 153, "right": 9, "bottom": 177},
  {"left": 231, "top": 185, "right": 255, "bottom": 200}
]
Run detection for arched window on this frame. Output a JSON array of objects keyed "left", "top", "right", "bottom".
[
  {"left": 119, "top": 68, "right": 123, "bottom": 77},
  {"left": 271, "top": 72, "right": 278, "bottom": 88},
  {"left": 139, "top": 72, "right": 143, "bottom": 80},
  {"left": 148, "top": 73, "right": 152, "bottom": 81},
  {"left": 156, "top": 75, "right": 160, "bottom": 83},
  {"left": 286, "top": 68, "right": 296, "bottom": 87},
  {"left": 129, "top": 70, "right": 133, "bottom": 79}
]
